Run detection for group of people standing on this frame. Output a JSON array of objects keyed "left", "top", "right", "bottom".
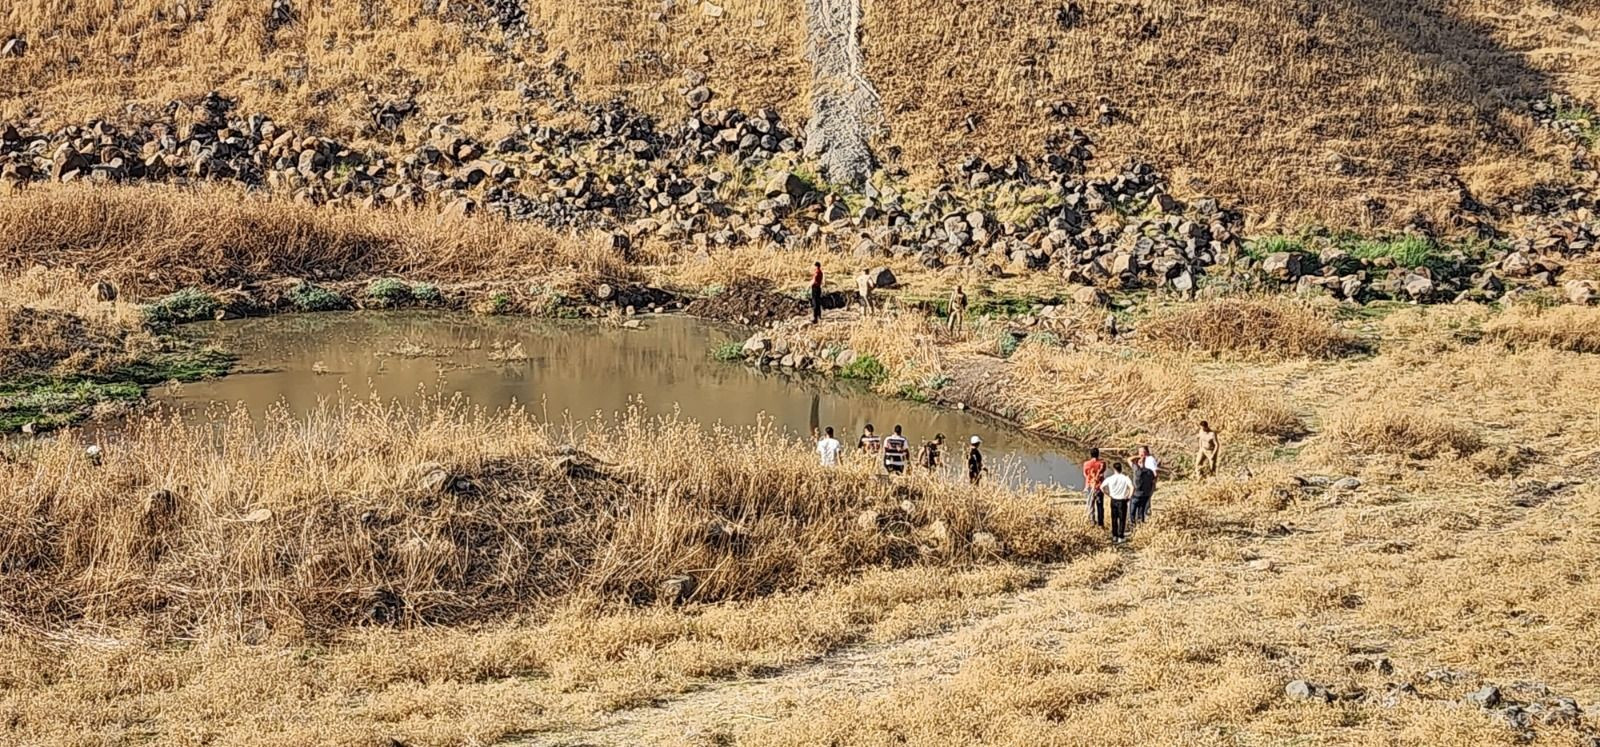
[
  {"left": 1080, "top": 446, "right": 1159, "bottom": 544},
  {"left": 816, "top": 424, "right": 986, "bottom": 484}
]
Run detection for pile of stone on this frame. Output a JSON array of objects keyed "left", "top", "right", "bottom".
[{"left": 4, "top": 90, "right": 1599, "bottom": 305}]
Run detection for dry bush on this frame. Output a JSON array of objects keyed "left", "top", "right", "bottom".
[
  {"left": 1139, "top": 297, "right": 1360, "bottom": 360},
  {"left": 1319, "top": 408, "right": 1485, "bottom": 461},
  {"left": 1483, "top": 303, "right": 1600, "bottom": 354},
  {"left": 0, "top": 399, "right": 1088, "bottom": 637},
  {"left": 999, "top": 345, "right": 1304, "bottom": 449},
  {"left": 0, "top": 304, "right": 131, "bottom": 377},
  {"left": 0, "top": 185, "right": 638, "bottom": 297}
]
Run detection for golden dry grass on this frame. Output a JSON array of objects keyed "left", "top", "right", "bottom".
[
  {"left": 0, "top": 184, "right": 638, "bottom": 296},
  {"left": 0, "top": 399, "right": 1091, "bottom": 636},
  {"left": 5, "top": 0, "right": 1598, "bottom": 231},
  {"left": 1138, "top": 296, "right": 1361, "bottom": 360},
  {"left": 1483, "top": 302, "right": 1600, "bottom": 354}
]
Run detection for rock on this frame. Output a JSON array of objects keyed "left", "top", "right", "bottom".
[
  {"left": 869, "top": 266, "right": 897, "bottom": 289},
  {"left": 417, "top": 463, "right": 452, "bottom": 493},
  {"left": 1262, "top": 252, "right": 1304, "bottom": 281},
  {"left": 1110, "top": 252, "right": 1135, "bottom": 276},
  {"left": 1466, "top": 685, "right": 1502, "bottom": 709},
  {"left": 1285, "top": 680, "right": 1330, "bottom": 702},
  {"left": 594, "top": 283, "right": 615, "bottom": 301},
  {"left": 1332, "top": 477, "right": 1362, "bottom": 491},
  {"left": 1170, "top": 270, "right": 1194, "bottom": 293},
  {"left": 835, "top": 348, "right": 858, "bottom": 367},
  {"left": 741, "top": 334, "right": 770, "bottom": 356},
  {"left": 1246, "top": 558, "right": 1275, "bottom": 572},
  {"left": 856, "top": 509, "right": 880, "bottom": 530},
  {"left": 1565, "top": 280, "right": 1594, "bottom": 306},
  {"left": 0, "top": 37, "right": 25, "bottom": 58},
  {"left": 764, "top": 171, "right": 807, "bottom": 199},
  {"left": 1400, "top": 272, "right": 1433, "bottom": 300},
  {"left": 658, "top": 574, "right": 697, "bottom": 604},
  {"left": 700, "top": 1, "right": 724, "bottom": 17},
  {"left": 1345, "top": 654, "right": 1394, "bottom": 675},
  {"left": 685, "top": 85, "right": 713, "bottom": 108},
  {"left": 621, "top": 319, "right": 642, "bottom": 329},
  {"left": 970, "top": 531, "right": 999, "bottom": 553},
  {"left": 1072, "top": 285, "right": 1109, "bottom": 307}
]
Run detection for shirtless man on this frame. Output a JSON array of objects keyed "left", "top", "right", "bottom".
[
  {"left": 947, "top": 285, "right": 968, "bottom": 334},
  {"left": 856, "top": 269, "right": 876, "bottom": 315},
  {"left": 1195, "top": 421, "right": 1220, "bottom": 477}
]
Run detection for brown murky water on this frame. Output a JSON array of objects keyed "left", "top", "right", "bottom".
[{"left": 156, "top": 313, "right": 1085, "bottom": 489}]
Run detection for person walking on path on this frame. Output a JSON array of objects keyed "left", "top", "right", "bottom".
[
  {"left": 883, "top": 425, "right": 910, "bottom": 475},
  {"left": 917, "top": 434, "right": 946, "bottom": 472},
  {"left": 1102, "top": 462, "right": 1134, "bottom": 543},
  {"left": 967, "top": 436, "right": 984, "bottom": 485},
  {"left": 815, "top": 426, "right": 842, "bottom": 467},
  {"left": 809, "top": 262, "right": 824, "bottom": 324},
  {"left": 858, "top": 423, "right": 882, "bottom": 457},
  {"left": 1195, "top": 421, "right": 1219, "bottom": 478},
  {"left": 1082, "top": 447, "right": 1107, "bottom": 528},
  {"left": 855, "top": 268, "right": 876, "bottom": 315},
  {"left": 947, "top": 285, "right": 968, "bottom": 334},
  {"left": 1130, "top": 450, "right": 1157, "bottom": 524}
]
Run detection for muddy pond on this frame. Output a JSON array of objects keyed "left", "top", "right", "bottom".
[{"left": 154, "top": 313, "right": 1085, "bottom": 490}]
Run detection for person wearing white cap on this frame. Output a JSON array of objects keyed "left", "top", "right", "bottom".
[{"left": 966, "top": 436, "right": 984, "bottom": 485}]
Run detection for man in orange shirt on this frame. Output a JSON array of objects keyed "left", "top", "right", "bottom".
[{"left": 1083, "top": 447, "right": 1107, "bottom": 528}]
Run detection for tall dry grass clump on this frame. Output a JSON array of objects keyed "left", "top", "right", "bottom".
[
  {"left": 1002, "top": 345, "right": 1303, "bottom": 449},
  {"left": 0, "top": 185, "right": 638, "bottom": 296},
  {"left": 1318, "top": 407, "right": 1486, "bottom": 461},
  {"left": 1483, "top": 303, "right": 1600, "bottom": 354},
  {"left": 0, "top": 399, "right": 1089, "bottom": 638},
  {"left": 1138, "top": 296, "right": 1361, "bottom": 360}
]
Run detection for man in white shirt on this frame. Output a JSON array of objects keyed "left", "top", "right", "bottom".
[
  {"left": 816, "top": 426, "right": 842, "bottom": 467},
  {"left": 1101, "top": 461, "right": 1135, "bottom": 543}
]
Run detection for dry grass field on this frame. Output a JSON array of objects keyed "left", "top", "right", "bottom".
[
  {"left": 4, "top": 0, "right": 1599, "bottom": 230},
  {"left": 3, "top": 284, "right": 1598, "bottom": 745}
]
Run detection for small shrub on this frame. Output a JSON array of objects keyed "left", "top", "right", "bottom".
[
  {"left": 996, "top": 331, "right": 1022, "bottom": 358},
  {"left": 142, "top": 288, "right": 219, "bottom": 326},
  {"left": 1346, "top": 236, "right": 1437, "bottom": 269},
  {"left": 839, "top": 354, "right": 889, "bottom": 384},
  {"left": 411, "top": 282, "right": 442, "bottom": 304},
  {"left": 365, "top": 277, "right": 413, "bottom": 307},
  {"left": 711, "top": 341, "right": 745, "bottom": 362},
  {"left": 285, "top": 282, "right": 346, "bottom": 312}
]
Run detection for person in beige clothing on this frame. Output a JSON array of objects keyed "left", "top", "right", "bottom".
[
  {"left": 1195, "top": 420, "right": 1219, "bottom": 477},
  {"left": 856, "top": 270, "right": 876, "bottom": 314}
]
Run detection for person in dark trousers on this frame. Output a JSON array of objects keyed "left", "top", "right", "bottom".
[
  {"left": 1129, "top": 454, "right": 1156, "bottom": 524},
  {"left": 1101, "top": 461, "right": 1134, "bottom": 543},
  {"left": 967, "top": 436, "right": 984, "bottom": 485},
  {"left": 883, "top": 425, "right": 910, "bottom": 474},
  {"left": 917, "top": 433, "right": 945, "bottom": 472},
  {"left": 1082, "top": 447, "right": 1107, "bottom": 528},
  {"left": 809, "top": 261, "right": 824, "bottom": 324}
]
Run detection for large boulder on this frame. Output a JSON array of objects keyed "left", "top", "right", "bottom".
[
  {"left": 1400, "top": 272, "right": 1434, "bottom": 301},
  {"left": 869, "top": 266, "right": 898, "bottom": 289},
  {"left": 1564, "top": 280, "right": 1595, "bottom": 306}
]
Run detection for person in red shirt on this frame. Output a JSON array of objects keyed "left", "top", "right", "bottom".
[
  {"left": 809, "top": 262, "right": 824, "bottom": 324},
  {"left": 1082, "top": 447, "right": 1107, "bottom": 528}
]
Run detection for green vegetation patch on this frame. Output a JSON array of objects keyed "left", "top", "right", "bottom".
[
  {"left": 365, "top": 277, "right": 415, "bottom": 307},
  {"left": 286, "top": 282, "right": 348, "bottom": 312},
  {"left": 0, "top": 346, "right": 235, "bottom": 432},
  {"left": 711, "top": 341, "right": 745, "bottom": 362},
  {"left": 1345, "top": 236, "right": 1438, "bottom": 269},
  {"left": 143, "top": 287, "right": 221, "bottom": 327},
  {"left": 1554, "top": 100, "right": 1600, "bottom": 148},
  {"left": 838, "top": 354, "right": 889, "bottom": 384}
]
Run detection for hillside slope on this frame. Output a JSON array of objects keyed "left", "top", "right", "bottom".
[{"left": 3, "top": 0, "right": 1599, "bottom": 232}]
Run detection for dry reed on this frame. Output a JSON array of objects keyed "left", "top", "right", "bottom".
[{"left": 1138, "top": 296, "right": 1360, "bottom": 360}]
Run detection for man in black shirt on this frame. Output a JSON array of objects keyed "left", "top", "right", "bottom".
[
  {"left": 1130, "top": 456, "right": 1156, "bottom": 523},
  {"left": 967, "top": 436, "right": 984, "bottom": 485}
]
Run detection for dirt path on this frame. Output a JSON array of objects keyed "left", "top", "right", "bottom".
[{"left": 511, "top": 565, "right": 1102, "bottom": 747}]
